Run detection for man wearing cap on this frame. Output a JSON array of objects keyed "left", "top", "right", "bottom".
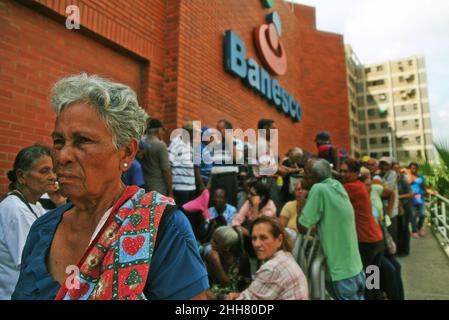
[
  {"left": 140, "top": 118, "right": 173, "bottom": 198},
  {"left": 315, "top": 131, "right": 340, "bottom": 172},
  {"left": 379, "top": 156, "right": 400, "bottom": 245}
]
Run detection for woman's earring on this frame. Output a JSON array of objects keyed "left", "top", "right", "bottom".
[{"left": 123, "top": 163, "right": 129, "bottom": 169}]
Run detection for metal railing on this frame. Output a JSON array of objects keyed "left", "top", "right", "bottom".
[
  {"left": 429, "top": 194, "right": 449, "bottom": 246},
  {"left": 293, "top": 231, "right": 328, "bottom": 300}
]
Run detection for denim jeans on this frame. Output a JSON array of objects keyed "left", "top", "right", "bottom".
[
  {"left": 411, "top": 203, "right": 426, "bottom": 232},
  {"left": 326, "top": 271, "right": 366, "bottom": 300}
]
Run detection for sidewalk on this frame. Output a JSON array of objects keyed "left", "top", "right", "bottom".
[{"left": 398, "top": 226, "right": 449, "bottom": 300}]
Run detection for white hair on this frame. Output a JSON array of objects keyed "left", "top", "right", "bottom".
[
  {"left": 310, "top": 158, "right": 332, "bottom": 181},
  {"left": 51, "top": 73, "right": 148, "bottom": 149},
  {"left": 288, "top": 147, "right": 303, "bottom": 158}
]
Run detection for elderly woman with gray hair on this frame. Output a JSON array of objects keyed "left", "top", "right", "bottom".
[
  {"left": 0, "top": 145, "right": 56, "bottom": 299},
  {"left": 205, "top": 226, "right": 251, "bottom": 299},
  {"left": 12, "top": 74, "right": 209, "bottom": 300}
]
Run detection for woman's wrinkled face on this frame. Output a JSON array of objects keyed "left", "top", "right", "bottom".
[
  {"left": 51, "top": 103, "right": 124, "bottom": 201},
  {"left": 251, "top": 223, "right": 282, "bottom": 261},
  {"left": 20, "top": 156, "right": 56, "bottom": 197}
]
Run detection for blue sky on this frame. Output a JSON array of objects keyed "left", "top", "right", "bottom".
[{"left": 291, "top": 0, "right": 449, "bottom": 143}]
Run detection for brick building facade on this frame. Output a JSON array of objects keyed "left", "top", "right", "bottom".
[{"left": 0, "top": 0, "right": 350, "bottom": 194}]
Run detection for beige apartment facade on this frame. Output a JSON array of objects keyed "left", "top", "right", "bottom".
[{"left": 345, "top": 45, "right": 435, "bottom": 163}]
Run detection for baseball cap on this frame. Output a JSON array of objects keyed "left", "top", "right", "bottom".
[
  {"left": 379, "top": 156, "right": 393, "bottom": 165},
  {"left": 315, "top": 131, "right": 330, "bottom": 143}
]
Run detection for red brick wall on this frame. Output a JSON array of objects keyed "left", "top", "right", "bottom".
[
  {"left": 175, "top": 0, "right": 350, "bottom": 156},
  {"left": 0, "top": 0, "right": 147, "bottom": 194},
  {"left": 0, "top": 0, "right": 349, "bottom": 194}
]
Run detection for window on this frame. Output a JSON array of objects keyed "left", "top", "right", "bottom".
[
  {"left": 353, "top": 137, "right": 359, "bottom": 144},
  {"left": 377, "top": 66, "right": 383, "bottom": 72},
  {"left": 408, "top": 60, "right": 413, "bottom": 67},
  {"left": 399, "top": 76, "right": 404, "bottom": 82},
  {"left": 414, "top": 104, "right": 418, "bottom": 111},
  {"left": 367, "top": 95, "right": 375, "bottom": 104},
  {"left": 356, "top": 83, "right": 364, "bottom": 93},
  {"left": 416, "top": 136, "right": 421, "bottom": 144},
  {"left": 365, "top": 68, "right": 371, "bottom": 74},
  {"left": 369, "top": 123, "right": 376, "bottom": 130},
  {"left": 401, "top": 105, "right": 406, "bottom": 112},
  {"left": 415, "top": 119, "right": 420, "bottom": 128},
  {"left": 357, "top": 96, "right": 365, "bottom": 106},
  {"left": 382, "top": 152, "right": 390, "bottom": 157},
  {"left": 370, "top": 152, "right": 378, "bottom": 159},
  {"left": 381, "top": 137, "right": 389, "bottom": 144},
  {"left": 402, "top": 120, "right": 408, "bottom": 126},
  {"left": 406, "top": 74, "right": 415, "bottom": 83},
  {"left": 370, "top": 138, "right": 377, "bottom": 145},
  {"left": 367, "top": 79, "right": 385, "bottom": 87},
  {"left": 417, "top": 150, "right": 422, "bottom": 159},
  {"left": 368, "top": 109, "right": 376, "bottom": 116},
  {"left": 381, "top": 122, "right": 389, "bottom": 129}
]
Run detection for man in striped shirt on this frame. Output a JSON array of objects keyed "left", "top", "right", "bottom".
[
  {"left": 168, "top": 121, "right": 204, "bottom": 206},
  {"left": 208, "top": 120, "right": 243, "bottom": 208}
]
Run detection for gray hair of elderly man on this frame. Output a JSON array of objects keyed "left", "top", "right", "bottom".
[
  {"left": 51, "top": 73, "right": 149, "bottom": 149},
  {"left": 288, "top": 147, "right": 303, "bottom": 159},
  {"left": 308, "top": 158, "right": 332, "bottom": 182}
]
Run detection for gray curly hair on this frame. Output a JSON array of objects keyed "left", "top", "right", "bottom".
[{"left": 51, "top": 74, "right": 148, "bottom": 149}]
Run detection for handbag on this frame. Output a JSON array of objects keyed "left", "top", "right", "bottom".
[{"left": 381, "top": 224, "right": 396, "bottom": 256}]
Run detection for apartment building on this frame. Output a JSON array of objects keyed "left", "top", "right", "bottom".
[
  {"left": 345, "top": 46, "right": 362, "bottom": 159},
  {"left": 345, "top": 45, "right": 434, "bottom": 163}
]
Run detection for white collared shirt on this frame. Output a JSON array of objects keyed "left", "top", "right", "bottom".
[{"left": 0, "top": 195, "right": 47, "bottom": 300}]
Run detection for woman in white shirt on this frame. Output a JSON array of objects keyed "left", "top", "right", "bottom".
[{"left": 0, "top": 144, "right": 56, "bottom": 299}]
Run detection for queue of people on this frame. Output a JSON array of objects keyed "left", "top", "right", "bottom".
[{"left": 0, "top": 73, "right": 430, "bottom": 300}]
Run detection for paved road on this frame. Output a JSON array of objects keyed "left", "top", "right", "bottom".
[{"left": 398, "top": 227, "right": 449, "bottom": 300}]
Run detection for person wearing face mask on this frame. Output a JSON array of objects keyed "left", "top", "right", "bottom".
[
  {"left": 0, "top": 144, "right": 56, "bottom": 299},
  {"left": 226, "top": 216, "right": 308, "bottom": 300}
]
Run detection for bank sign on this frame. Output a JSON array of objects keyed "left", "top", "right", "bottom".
[{"left": 224, "top": 0, "right": 302, "bottom": 122}]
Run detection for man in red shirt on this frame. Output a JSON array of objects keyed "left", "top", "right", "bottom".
[{"left": 340, "top": 158, "right": 384, "bottom": 300}]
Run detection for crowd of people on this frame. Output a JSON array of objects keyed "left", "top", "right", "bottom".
[{"left": 0, "top": 74, "right": 431, "bottom": 300}]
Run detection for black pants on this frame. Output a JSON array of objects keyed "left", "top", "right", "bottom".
[
  {"left": 397, "top": 203, "right": 412, "bottom": 255},
  {"left": 359, "top": 240, "right": 385, "bottom": 300},
  {"left": 388, "top": 216, "right": 399, "bottom": 247},
  {"left": 173, "top": 190, "right": 197, "bottom": 208},
  {"left": 380, "top": 254, "right": 404, "bottom": 300},
  {"left": 210, "top": 172, "right": 238, "bottom": 208}
]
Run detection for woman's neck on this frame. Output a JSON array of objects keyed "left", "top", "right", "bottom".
[
  {"left": 70, "top": 183, "right": 126, "bottom": 228},
  {"left": 16, "top": 186, "right": 41, "bottom": 204}
]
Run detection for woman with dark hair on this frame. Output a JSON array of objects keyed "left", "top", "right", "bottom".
[
  {"left": 227, "top": 216, "right": 308, "bottom": 300},
  {"left": 0, "top": 144, "right": 56, "bottom": 299},
  {"left": 232, "top": 181, "right": 276, "bottom": 236}
]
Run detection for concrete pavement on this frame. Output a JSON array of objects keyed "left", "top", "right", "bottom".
[{"left": 398, "top": 226, "right": 449, "bottom": 300}]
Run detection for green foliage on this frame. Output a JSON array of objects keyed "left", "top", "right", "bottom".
[{"left": 421, "top": 140, "right": 449, "bottom": 198}]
